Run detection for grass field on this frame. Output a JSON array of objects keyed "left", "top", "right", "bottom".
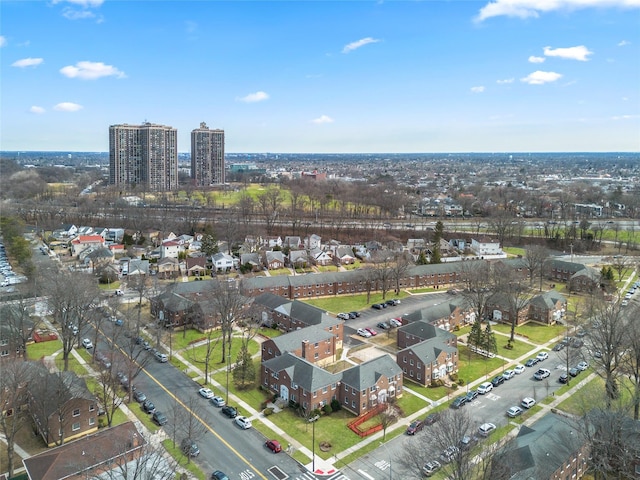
[
  {"left": 457, "top": 345, "right": 506, "bottom": 384},
  {"left": 491, "top": 322, "right": 565, "bottom": 345},
  {"left": 496, "top": 338, "right": 537, "bottom": 360},
  {"left": 26, "top": 339, "right": 62, "bottom": 360},
  {"left": 303, "top": 292, "right": 407, "bottom": 315},
  {"left": 185, "top": 337, "right": 260, "bottom": 372},
  {"left": 211, "top": 359, "right": 270, "bottom": 410}
]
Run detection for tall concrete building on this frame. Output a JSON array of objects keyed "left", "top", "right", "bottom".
[
  {"left": 109, "top": 123, "right": 178, "bottom": 191},
  {"left": 191, "top": 122, "right": 225, "bottom": 186}
]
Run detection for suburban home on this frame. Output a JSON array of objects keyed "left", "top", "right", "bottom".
[
  {"left": 59, "top": 224, "right": 78, "bottom": 238},
  {"left": 22, "top": 422, "right": 148, "bottom": 480},
  {"left": 160, "top": 240, "right": 181, "bottom": 259},
  {"left": 252, "top": 293, "right": 342, "bottom": 333},
  {"left": 263, "top": 236, "right": 283, "bottom": 249},
  {"left": 288, "top": 250, "right": 309, "bottom": 268},
  {"left": 493, "top": 413, "right": 589, "bottom": 480},
  {"left": 310, "top": 248, "right": 333, "bottom": 266},
  {"left": 212, "top": 252, "right": 235, "bottom": 273},
  {"left": 261, "top": 323, "right": 340, "bottom": 367},
  {"left": 70, "top": 235, "right": 106, "bottom": 257},
  {"left": 108, "top": 244, "right": 125, "bottom": 256},
  {"left": 333, "top": 246, "right": 356, "bottom": 265},
  {"left": 95, "top": 227, "right": 125, "bottom": 243},
  {"left": 400, "top": 299, "right": 473, "bottom": 338},
  {"left": 27, "top": 365, "right": 99, "bottom": 447},
  {"left": 306, "top": 234, "right": 322, "bottom": 250},
  {"left": 449, "top": 239, "right": 467, "bottom": 251},
  {"left": 470, "top": 237, "right": 502, "bottom": 256},
  {"left": 185, "top": 256, "right": 207, "bottom": 277},
  {"left": 528, "top": 291, "right": 567, "bottom": 325},
  {"left": 284, "top": 236, "right": 303, "bottom": 249},
  {"left": 83, "top": 248, "right": 114, "bottom": 272},
  {"left": 569, "top": 267, "right": 603, "bottom": 293},
  {"left": 156, "top": 257, "right": 180, "bottom": 279},
  {"left": 485, "top": 292, "right": 530, "bottom": 326},
  {"left": 397, "top": 329, "right": 459, "bottom": 386},
  {"left": 150, "top": 280, "right": 225, "bottom": 330},
  {"left": 240, "top": 253, "right": 262, "bottom": 271},
  {"left": 128, "top": 259, "right": 150, "bottom": 276},
  {"left": 340, "top": 355, "right": 403, "bottom": 416},
  {"left": 265, "top": 251, "right": 286, "bottom": 270}
]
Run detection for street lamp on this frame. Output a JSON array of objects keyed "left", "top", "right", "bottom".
[
  {"left": 225, "top": 353, "right": 231, "bottom": 404},
  {"left": 379, "top": 441, "right": 392, "bottom": 480}
]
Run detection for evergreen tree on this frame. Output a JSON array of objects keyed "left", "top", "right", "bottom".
[
  {"left": 482, "top": 321, "right": 498, "bottom": 356},
  {"left": 430, "top": 246, "right": 442, "bottom": 264},
  {"left": 416, "top": 251, "right": 428, "bottom": 265},
  {"left": 232, "top": 345, "right": 255, "bottom": 388},
  {"left": 200, "top": 233, "right": 219, "bottom": 256},
  {"left": 467, "top": 319, "right": 484, "bottom": 352}
]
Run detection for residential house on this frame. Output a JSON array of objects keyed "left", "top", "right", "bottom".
[
  {"left": 22, "top": 422, "right": 148, "bottom": 480},
  {"left": 569, "top": 267, "right": 602, "bottom": 294},
  {"left": 288, "top": 250, "right": 309, "bottom": 268},
  {"left": 340, "top": 355, "right": 403, "bottom": 416},
  {"left": 128, "top": 259, "right": 150, "bottom": 276},
  {"left": 284, "top": 236, "right": 303, "bottom": 249},
  {"left": 400, "top": 299, "right": 472, "bottom": 337},
  {"left": 160, "top": 240, "right": 181, "bottom": 259},
  {"left": 28, "top": 366, "right": 99, "bottom": 447},
  {"left": 0, "top": 307, "right": 34, "bottom": 361},
  {"left": 265, "top": 251, "right": 286, "bottom": 270},
  {"left": 240, "top": 253, "right": 262, "bottom": 272},
  {"left": 397, "top": 319, "right": 460, "bottom": 350},
  {"left": 547, "top": 259, "right": 586, "bottom": 282},
  {"left": 77, "top": 226, "right": 94, "bottom": 236},
  {"left": 485, "top": 292, "right": 530, "bottom": 326},
  {"left": 70, "top": 235, "right": 105, "bottom": 257},
  {"left": 156, "top": 257, "right": 180, "bottom": 279},
  {"left": 59, "top": 224, "right": 78, "bottom": 238},
  {"left": 449, "top": 239, "right": 466, "bottom": 251},
  {"left": 212, "top": 252, "right": 235, "bottom": 273},
  {"left": 185, "top": 257, "right": 207, "bottom": 277},
  {"left": 83, "top": 248, "right": 114, "bottom": 273},
  {"left": 261, "top": 323, "right": 339, "bottom": 367},
  {"left": 333, "top": 246, "right": 356, "bottom": 265},
  {"left": 108, "top": 244, "right": 125, "bottom": 256},
  {"left": 470, "top": 237, "right": 502, "bottom": 256},
  {"left": 264, "top": 236, "right": 283, "bottom": 249},
  {"left": 528, "top": 291, "right": 567, "bottom": 325},
  {"left": 310, "top": 248, "right": 332, "bottom": 266},
  {"left": 306, "top": 234, "right": 322, "bottom": 250},
  {"left": 397, "top": 327, "right": 458, "bottom": 386},
  {"left": 95, "top": 227, "right": 125, "bottom": 244}
]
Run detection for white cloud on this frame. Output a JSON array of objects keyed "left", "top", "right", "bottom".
[
  {"left": 611, "top": 114, "right": 638, "bottom": 120},
  {"left": 0, "top": 36, "right": 6, "bottom": 47},
  {"left": 475, "top": 0, "right": 640, "bottom": 22},
  {"left": 496, "top": 78, "right": 514, "bottom": 84},
  {"left": 62, "top": 8, "right": 96, "bottom": 20},
  {"left": 54, "top": 102, "right": 83, "bottom": 112},
  {"left": 311, "top": 115, "right": 334, "bottom": 124},
  {"left": 617, "top": 40, "right": 630, "bottom": 46},
  {"left": 237, "top": 91, "right": 270, "bottom": 103},
  {"left": 60, "top": 61, "right": 126, "bottom": 79},
  {"left": 471, "top": 86, "right": 485, "bottom": 93},
  {"left": 543, "top": 45, "right": 592, "bottom": 61},
  {"left": 53, "top": 0, "right": 104, "bottom": 6},
  {"left": 30, "top": 106, "right": 46, "bottom": 114},
  {"left": 528, "top": 55, "right": 545, "bottom": 63},
  {"left": 12, "top": 57, "right": 44, "bottom": 68},
  {"left": 520, "top": 70, "right": 563, "bottom": 85},
  {"left": 342, "top": 37, "right": 380, "bottom": 54}
]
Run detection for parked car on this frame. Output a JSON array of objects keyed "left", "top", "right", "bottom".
[
  {"left": 349, "top": 311, "right": 361, "bottom": 318},
  {"left": 513, "top": 364, "right": 525, "bottom": 374},
  {"left": 337, "top": 313, "right": 350, "bottom": 320},
  {"left": 406, "top": 420, "right": 424, "bottom": 435},
  {"left": 385, "top": 299, "right": 400, "bottom": 306},
  {"left": 552, "top": 343, "right": 565, "bottom": 352},
  {"left": 211, "top": 471, "right": 229, "bottom": 480},
  {"left": 536, "top": 351, "right": 549, "bottom": 361},
  {"left": 181, "top": 438, "right": 200, "bottom": 457},
  {"left": 142, "top": 400, "right": 156, "bottom": 413},
  {"left": 424, "top": 413, "right": 440, "bottom": 426},
  {"left": 423, "top": 460, "right": 442, "bottom": 476},
  {"left": 459, "top": 434, "right": 479, "bottom": 450},
  {"left": 577, "top": 361, "right": 589, "bottom": 371},
  {"left": 502, "top": 369, "right": 515, "bottom": 380},
  {"left": 525, "top": 358, "right": 539, "bottom": 367},
  {"left": 534, "top": 368, "right": 551, "bottom": 380},
  {"left": 114, "top": 319, "right": 124, "bottom": 326},
  {"left": 133, "top": 390, "right": 147, "bottom": 403},
  {"left": 152, "top": 411, "right": 168, "bottom": 426},
  {"left": 364, "top": 327, "right": 378, "bottom": 336},
  {"left": 559, "top": 373, "right": 569, "bottom": 384},
  {"left": 211, "top": 396, "right": 226, "bottom": 407},
  {"left": 571, "top": 339, "right": 584, "bottom": 348},
  {"left": 478, "top": 423, "right": 497, "bottom": 437},
  {"left": 491, "top": 375, "right": 505, "bottom": 387},
  {"left": 221, "top": 406, "right": 237, "bottom": 418},
  {"left": 235, "top": 416, "right": 252, "bottom": 429},
  {"left": 507, "top": 406, "right": 523, "bottom": 417},
  {"left": 357, "top": 328, "right": 372, "bottom": 338},
  {"left": 389, "top": 318, "right": 403, "bottom": 327},
  {"left": 81, "top": 338, "right": 93, "bottom": 349},
  {"left": 371, "top": 303, "right": 384, "bottom": 310},
  {"left": 376, "top": 322, "right": 390, "bottom": 330},
  {"left": 521, "top": 397, "right": 536, "bottom": 409},
  {"left": 569, "top": 367, "right": 579, "bottom": 377},
  {"left": 465, "top": 390, "right": 478, "bottom": 402},
  {"left": 265, "top": 440, "right": 282, "bottom": 453},
  {"left": 199, "top": 388, "right": 214, "bottom": 399},
  {"left": 440, "top": 445, "right": 460, "bottom": 463},
  {"left": 155, "top": 352, "right": 168, "bottom": 363},
  {"left": 477, "top": 382, "right": 493, "bottom": 394},
  {"left": 450, "top": 396, "right": 467, "bottom": 409}
]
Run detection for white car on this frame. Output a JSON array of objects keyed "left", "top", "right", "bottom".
[
  {"left": 502, "top": 370, "right": 515, "bottom": 380},
  {"left": 337, "top": 313, "right": 350, "bottom": 320},
  {"left": 389, "top": 318, "right": 403, "bottom": 328},
  {"left": 533, "top": 368, "right": 551, "bottom": 380},
  {"left": 513, "top": 364, "right": 525, "bottom": 375},
  {"left": 235, "top": 416, "right": 252, "bottom": 429},
  {"left": 507, "top": 406, "right": 523, "bottom": 417},
  {"left": 477, "top": 382, "right": 493, "bottom": 394},
  {"left": 478, "top": 422, "right": 496, "bottom": 437},
  {"left": 536, "top": 351, "right": 549, "bottom": 361},
  {"left": 521, "top": 397, "right": 536, "bottom": 409},
  {"left": 576, "top": 361, "right": 589, "bottom": 371},
  {"left": 82, "top": 338, "right": 93, "bottom": 349},
  {"left": 211, "top": 396, "right": 226, "bottom": 407},
  {"left": 198, "top": 388, "right": 214, "bottom": 399},
  {"left": 357, "top": 328, "right": 372, "bottom": 338}
]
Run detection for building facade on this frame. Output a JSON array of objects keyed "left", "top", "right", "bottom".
[
  {"left": 191, "top": 122, "right": 225, "bottom": 186},
  {"left": 109, "top": 123, "right": 178, "bottom": 191}
]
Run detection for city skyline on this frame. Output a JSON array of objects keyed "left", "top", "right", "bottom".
[{"left": 1, "top": 0, "right": 639, "bottom": 153}]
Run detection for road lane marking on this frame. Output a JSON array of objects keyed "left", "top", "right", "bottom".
[{"left": 357, "top": 470, "right": 374, "bottom": 480}]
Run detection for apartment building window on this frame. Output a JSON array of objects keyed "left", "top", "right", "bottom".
[
  {"left": 314, "top": 342, "right": 319, "bottom": 348},
  {"left": 313, "top": 392, "right": 317, "bottom": 398},
  {"left": 0, "top": 339, "right": 8, "bottom": 346},
  {"left": 314, "top": 352, "right": 319, "bottom": 359},
  {"left": 345, "top": 384, "right": 349, "bottom": 391},
  {"left": 89, "top": 404, "right": 95, "bottom": 412},
  {"left": 0, "top": 350, "right": 8, "bottom": 357},
  {"left": 410, "top": 359, "right": 414, "bottom": 366},
  {"left": 73, "top": 409, "right": 81, "bottom": 417},
  {"left": 352, "top": 401, "right": 356, "bottom": 408},
  {"left": 403, "top": 356, "right": 407, "bottom": 363},
  {"left": 72, "top": 422, "right": 81, "bottom": 432},
  {"left": 89, "top": 417, "right": 95, "bottom": 426},
  {"left": 322, "top": 387, "right": 327, "bottom": 394},
  {"left": 331, "top": 383, "right": 336, "bottom": 390}
]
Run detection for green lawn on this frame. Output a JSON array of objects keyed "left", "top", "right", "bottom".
[
  {"left": 491, "top": 322, "right": 565, "bottom": 345},
  {"left": 185, "top": 338, "right": 259, "bottom": 373},
  {"left": 496, "top": 338, "right": 536, "bottom": 360},
  {"left": 55, "top": 355, "right": 89, "bottom": 376},
  {"left": 270, "top": 268, "right": 292, "bottom": 276},
  {"left": 403, "top": 381, "right": 449, "bottom": 401},
  {"left": 161, "top": 439, "right": 206, "bottom": 480},
  {"left": 337, "top": 427, "right": 405, "bottom": 465},
  {"left": 396, "top": 391, "right": 430, "bottom": 416},
  {"left": 257, "top": 327, "right": 282, "bottom": 339},
  {"left": 556, "top": 375, "right": 635, "bottom": 416},
  {"left": 303, "top": 292, "right": 407, "bottom": 315},
  {"left": 511, "top": 404, "right": 543, "bottom": 424},
  {"left": 170, "top": 329, "right": 212, "bottom": 351},
  {"left": 457, "top": 345, "right": 506, "bottom": 384},
  {"left": 454, "top": 325, "right": 471, "bottom": 337},
  {"left": 503, "top": 247, "right": 526, "bottom": 256},
  {"left": 211, "top": 359, "right": 270, "bottom": 410},
  {"left": 26, "top": 339, "right": 62, "bottom": 359}
]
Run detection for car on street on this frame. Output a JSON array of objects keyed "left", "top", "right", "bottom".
[
  {"left": 440, "top": 445, "right": 460, "bottom": 463},
  {"left": 553, "top": 343, "right": 565, "bottom": 352},
  {"left": 424, "top": 413, "right": 440, "bottom": 426},
  {"left": 577, "top": 361, "right": 589, "bottom": 371},
  {"left": 365, "top": 327, "right": 378, "bottom": 336},
  {"left": 559, "top": 373, "right": 569, "bottom": 384},
  {"left": 211, "top": 471, "right": 229, "bottom": 480},
  {"left": 211, "top": 396, "right": 225, "bottom": 407},
  {"left": 199, "top": 388, "right": 214, "bottom": 399},
  {"left": 450, "top": 396, "right": 467, "bottom": 409},
  {"left": 569, "top": 367, "right": 579, "bottom": 377},
  {"left": 423, "top": 460, "right": 442, "bottom": 476},
  {"left": 181, "top": 438, "right": 200, "bottom": 457},
  {"left": 507, "top": 406, "right": 523, "bottom": 417},
  {"left": 389, "top": 318, "right": 403, "bottom": 327},
  {"left": 82, "top": 338, "right": 93, "bottom": 349},
  {"left": 221, "top": 406, "right": 237, "bottom": 418},
  {"left": 571, "top": 339, "right": 584, "bottom": 348},
  {"left": 525, "top": 358, "right": 539, "bottom": 367},
  {"left": 265, "top": 440, "right": 282, "bottom": 453},
  {"left": 114, "top": 319, "right": 124, "bottom": 326},
  {"left": 477, "top": 382, "right": 493, "bottom": 394},
  {"left": 371, "top": 303, "right": 384, "bottom": 310},
  {"left": 536, "top": 351, "right": 549, "bottom": 361},
  {"left": 460, "top": 434, "right": 479, "bottom": 450},
  {"left": 385, "top": 299, "right": 400, "bottom": 306},
  {"left": 491, "top": 375, "right": 505, "bottom": 387},
  {"left": 465, "top": 390, "right": 478, "bottom": 402},
  {"left": 133, "top": 390, "right": 147, "bottom": 403},
  {"left": 534, "top": 368, "right": 551, "bottom": 380},
  {"left": 152, "top": 411, "right": 168, "bottom": 426},
  {"left": 142, "top": 400, "right": 156, "bottom": 413},
  {"left": 155, "top": 352, "right": 168, "bottom": 363},
  {"left": 357, "top": 328, "right": 372, "bottom": 338},
  {"left": 478, "top": 423, "right": 497, "bottom": 437},
  {"left": 337, "top": 313, "right": 350, "bottom": 320},
  {"left": 521, "top": 397, "right": 536, "bottom": 409},
  {"left": 376, "top": 322, "right": 390, "bottom": 330},
  {"left": 514, "top": 364, "right": 525, "bottom": 374},
  {"left": 235, "top": 416, "right": 252, "bottom": 429},
  {"left": 502, "top": 370, "right": 515, "bottom": 380},
  {"left": 406, "top": 420, "right": 424, "bottom": 435},
  {"left": 348, "top": 311, "right": 361, "bottom": 318}
]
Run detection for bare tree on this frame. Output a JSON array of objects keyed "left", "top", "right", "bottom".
[
  {"left": 377, "top": 403, "right": 397, "bottom": 441},
  {"left": 117, "top": 321, "right": 152, "bottom": 404},
  {"left": 390, "top": 251, "right": 412, "bottom": 295},
  {"left": 611, "top": 255, "right": 633, "bottom": 282},
  {"left": 459, "top": 260, "right": 494, "bottom": 324},
  {"left": 494, "top": 264, "right": 530, "bottom": 344},
  {"left": 372, "top": 251, "right": 395, "bottom": 301},
  {"left": 93, "top": 361, "right": 124, "bottom": 428},
  {"left": 0, "top": 359, "right": 33, "bottom": 477},
  {"left": 621, "top": 303, "right": 640, "bottom": 420},
  {"left": 523, "top": 244, "right": 550, "bottom": 291},
  {"left": 1, "top": 299, "right": 42, "bottom": 360},
  {"left": 209, "top": 280, "right": 247, "bottom": 364},
  {"left": 172, "top": 395, "right": 210, "bottom": 463},
  {"left": 257, "top": 187, "right": 283, "bottom": 235}
]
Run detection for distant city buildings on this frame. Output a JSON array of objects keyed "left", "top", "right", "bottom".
[
  {"left": 109, "top": 123, "right": 178, "bottom": 191},
  {"left": 191, "top": 122, "right": 225, "bottom": 186}
]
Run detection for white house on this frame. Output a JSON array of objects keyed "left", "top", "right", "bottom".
[
  {"left": 306, "top": 234, "right": 322, "bottom": 250},
  {"left": 160, "top": 240, "right": 181, "bottom": 259},
  {"left": 212, "top": 252, "right": 235, "bottom": 273},
  {"left": 470, "top": 237, "right": 502, "bottom": 256}
]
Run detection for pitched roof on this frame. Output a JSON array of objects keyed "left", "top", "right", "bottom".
[
  {"left": 399, "top": 337, "right": 458, "bottom": 364},
  {"left": 403, "top": 299, "right": 467, "bottom": 325},
  {"left": 270, "top": 323, "right": 335, "bottom": 353},
  {"left": 529, "top": 291, "right": 566, "bottom": 309},
  {"left": 341, "top": 355, "right": 402, "bottom": 391},
  {"left": 262, "top": 352, "right": 340, "bottom": 392}
]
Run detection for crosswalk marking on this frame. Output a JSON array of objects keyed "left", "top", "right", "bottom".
[{"left": 374, "top": 460, "right": 390, "bottom": 471}]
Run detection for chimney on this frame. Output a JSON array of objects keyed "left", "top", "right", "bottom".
[{"left": 302, "top": 340, "right": 309, "bottom": 360}]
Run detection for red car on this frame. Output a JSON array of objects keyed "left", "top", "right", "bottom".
[
  {"left": 265, "top": 440, "right": 282, "bottom": 453},
  {"left": 365, "top": 327, "right": 378, "bottom": 336}
]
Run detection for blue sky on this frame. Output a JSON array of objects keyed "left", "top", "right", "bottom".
[{"left": 1, "top": 0, "right": 639, "bottom": 153}]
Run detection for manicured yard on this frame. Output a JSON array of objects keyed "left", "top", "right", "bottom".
[
  {"left": 211, "top": 359, "right": 270, "bottom": 410},
  {"left": 337, "top": 426, "right": 405, "bottom": 465},
  {"left": 396, "top": 391, "right": 430, "bottom": 416},
  {"left": 185, "top": 337, "right": 259, "bottom": 372},
  {"left": 162, "top": 439, "right": 206, "bottom": 480},
  {"left": 170, "top": 329, "right": 211, "bottom": 351},
  {"left": 491, "top": 322, "right": 565, "bottom": 345},
  {"left": 303, "top": 292, "right": 407, "bottom": 315},
  {"left": 251, "top": 420, "right": 292, "bottom": 455},
  {"left": 257, "top": 327, "right": 282, "bottom": 339},
  {"left": 270, "top": 268, "right": 292, "bottom": 276},
  {"left": 503, "top": 247, "right": 526, "bottom": 257},
  {"left": 55, "top": 355, "right": 89, "bottom": 376},
  {"left": 496, "top": 338, "right": 536, "bottom": 360},
  {"left": 556, "top": 374, "right": 635, "bottom": 416},
  {"left": 457, "top": 345, "right": 506, "bottom": 384},
  {"left": 403, "top": 380, "right": 449, "bottom": 401},
  {"left": 26, "top": 339, "right": 62, "bottom": 359}
]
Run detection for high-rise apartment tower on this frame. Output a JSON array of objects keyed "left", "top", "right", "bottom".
[
  {"left": 191, "top": 122, "right": 225, "bottom": 186},
  {"left": 109, "top": 123, "right": 178, "bottom": 191}
]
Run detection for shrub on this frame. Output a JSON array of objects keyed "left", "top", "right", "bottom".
[
  {"left": 322, "top": 404, "right": 332, "bottom": 415},
  {"left": 330, "top": 399, "right": 341, "bottom": 412},
  {"left": 430, "top": 379, "right": 444, "bottom": 388},
  {"left": 263, "top": 408, "right": 274, "bottom": 416},
  {"left": 458, "top": 379, "right": 465, "bottom": 386},
  {"left": 450, "top": 384, "right": 458, "bottom": 390},
  {"left": 450, "top": 373, "right": 459, "bottom": 381},
  {"left": 454, "top": 325, "right": 460, "bottom": 331}
]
